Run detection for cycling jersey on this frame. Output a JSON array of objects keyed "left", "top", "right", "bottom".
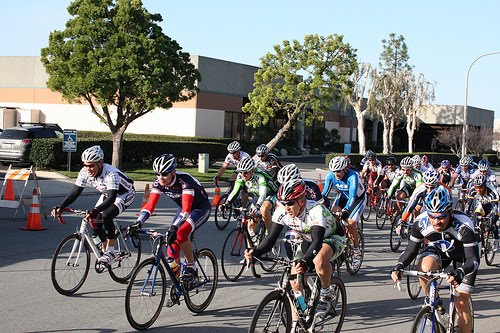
[
  {"left": 75, "top": 163, "right": 134, "bottom": 196},
  {"left": 361, "top": 160, "right": 383, "bottom": 185},
  {"left": 224, "top": 151, "right": 251, "bottom": 168},
  {"left": 423, "top": 162, "right": 435, "bottom": 172},
  {"left": 227, "top": 169, "right": 279, "bottom": 207},
  {"left": 470, "top": 169, "right": 498, "bottom": 188},
  {"left": 253, "top": 153, "right": 283, "bottom": 174},
  {"left": 465, "top": 186, "right": 499, "bottom": 217},
  {"left": 401, "top": 184, "right": 450, "bottom": 222},
  {"left": 322, "top": 168, "right": 365, "bottom": 212},
  {"left": 381, "top": 166, "right": 399, "bottom": 183},
  {"left": 387, "top": 169, "right": 423, "bottom": 197},
  {"left": 303, "top": 179, "right": 324, "bottom": 203},
  {"left": 453, "top": 165, "right": 476, "bottom": 186},
  {"left": 437, "top": 166, "right": 454, "bottom": 185}
]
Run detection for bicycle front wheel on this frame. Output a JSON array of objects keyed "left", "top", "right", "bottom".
[
  {"left": 346, "top": 228, "right": 364, "bottom": 276},
  {"left": 215, "top": 194, "right": 232, "bottom": 230},
  {"left": 319, "top": 276, "right": 347, "bottom": 333},
  {"left": 125, "top": 258, "right": 167, "bottom": 330},
  {"left": 108, "top": 230, "right": 142, "bottom": 283},
  {"left": 221, "top": 228, "right": 246, "bottom": 281},
  {"left": 185, "top": 248, "right": 218, "bottom": 313},
  {"left": 484, "top": 230, "right": 496, "bottom": 266},
  {"left": 407, "top": 256, "right": 422, "bottom": 300},
  {"left": 410, "top": 306, "right": 445, "bottom": 333},
  {"left": 248, "top": 290, "right": 292, "bottom": 333},
  {"left": 390, "top": 214, "right": 402, "bottom": 252},
  {"left": 375, "top": 198, "right": 386, "bottom": 230},
  {"left": 51, "top": 233, "right": 90, "bottom": 296}
]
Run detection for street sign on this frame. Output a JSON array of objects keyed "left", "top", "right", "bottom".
[
  {"left": 343, "top": 143, "right": 351, "bottom": 155},
  {"left": 63, "top": 130, "right": 77, "bottom": 152}
]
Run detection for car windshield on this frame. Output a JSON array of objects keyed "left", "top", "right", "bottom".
[{"left": 0, "top": 129, "right": 29, "bottom": 139}]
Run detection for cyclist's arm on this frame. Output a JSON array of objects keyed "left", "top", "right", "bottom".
[
  {"left": 214, "top": 161, "right": 230, "bottom": 179},
  {"left": 344, "top": 174, "right": 359, "bottom": 211},
  {"left": 321, "top": 172, "right": 334, "bottom": 197},
  {"left": 459, "top": 228, "right": 480, "bottom": 276},
  {"left": 256, "top": 176, "right": 269, "bottom": 207},
  {"left": 302, "top": 225, "right": 325, "bottom": 268},
  {"left": 227, "top": 177, "right": 244, "bottom": 202},
  {"left": 387, "top": 173, "right": 402, "bottom": 197},
  {"left": 60, "top": 185, "right": 84, "bottom": 209},
  {"left": 396, "top": 225, "right": 423, "bottom": 267},
  {"left": 137, "top": 185, "right": 161, "bottom": 224},
  {"left": 401, "top": 187, "right": 425, "bottom": 222},
  {"left": 94, "top": 189, "right": 118, "bottom": 213},
  {"left": 252, "top": 222, "right": 284, "bottom": 257}
]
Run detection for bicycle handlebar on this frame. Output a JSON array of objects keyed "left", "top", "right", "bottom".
[{"left": 52, "top": 207, "right": 89, "bottom": 225}]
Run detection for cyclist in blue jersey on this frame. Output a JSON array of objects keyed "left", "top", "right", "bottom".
[{"left": 322, "top": 156, "right": 366, "bottom": 264}]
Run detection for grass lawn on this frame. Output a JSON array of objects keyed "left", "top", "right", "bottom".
[{"left": 58, "top": 166, "right": 220, "bottom": 182}]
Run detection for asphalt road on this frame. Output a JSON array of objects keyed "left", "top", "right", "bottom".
[{"left": 0, "top": 179, "right": 499, "bottom": 333}]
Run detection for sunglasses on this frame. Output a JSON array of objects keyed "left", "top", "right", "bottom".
[
  {"left": 428, "top": 212, "right": 449, "bottom": 220},
  {"left": 280, "top": 200, "right": 296, "bottom": 206},
  {"left": 242, "top": 171, "right": 252, "bottom": 175},
  {"left": 83, "top": 163, "right": 96, "bottom": 168},
  {"left": 156, "top": 172, "right": 171, "bottom": 177}
]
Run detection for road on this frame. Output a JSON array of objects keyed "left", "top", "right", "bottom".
[{"left": 0, "top": 172, "right": 498, "bottom": 332}]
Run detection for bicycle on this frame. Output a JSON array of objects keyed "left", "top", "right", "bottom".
[
  {"left": 50, "top": 208, "right": 142, "bottom": 296},
  {"left": 214, "top": 179, "right": 253, "bottom": 230},
  {"left": 474, "top": 214, "right": 497, "bottom": 266},
  {"left": 454, "top": 187, "right": 468, "bottom": 212},
  {"left": 221, "top": 206, "right": 278, "bottom": 281},
  {"left": 331, "top": 211, "right": 364, "bottom": 276},
  {"left": 248, "top": 256, "right": 347, "bottom": 333},
  {"left": 374, "top": 189, "right": 388, "bottom": 229},
  {"left": 125, "top": 229, "right": 218, "bottom": 330},
  {"left": 397, "top": 270, "right": 474, "bottom": 333},
  {"left": 389, "top": 198, "right": 411, "bottom": 252}
]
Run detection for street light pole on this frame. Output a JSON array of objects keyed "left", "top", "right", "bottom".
[{"left": 461, "top": 51, "right": 500, "bottom": 158}]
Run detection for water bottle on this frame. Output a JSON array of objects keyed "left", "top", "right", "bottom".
[
  {"left": 167, "top": 257, "right": 180, "bottom": 279},
  {"left": 294, "top": 290, "right": 308, "bottom": 312},
  {"left": 91, "top": 234, "right": 102, "bottom": 251}
]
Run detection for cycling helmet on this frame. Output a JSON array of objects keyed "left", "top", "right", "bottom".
[
  {"left": 466, "top": 156, "right": 474, "bottom": 165},
  {"left": 412, "top": 155, "right": 421, "bottom": 166},
  {"left": 277, "top": 179, "right": 306, "bottom": 202},
  {"left": 153, "top": 153, "right": 177, "bottom": 175},
  {"left": 81, "top": 145, "right": 104, "bottom": 163},
  {"left": 425, "top": 186, "right": 453, "bottom": 213},
  {"left": 459, "top": 156, "right": 469, "bottom": 166},
  {"left": 440, "top": 160, "right": 450, "bottom": 168},
  {"left": 422, "top": 170, "right": 439, "bottom": 187},
  {"left": 365, "top": 150, "right": 376, "bottom": 160},
  {"left": 478, "top": 160, "right": 490, "bottom": 171},
  {"left": 344, "top": 155, "right": 352, "bottom": 167},
  {"left": 473, "top": 174, "right": 487, "bottom": 187},
  {"left": 236, "top": 156, "right": 255, "bottom": 172},
  {"left": 255, "top": 144, "right": 270, "bottom": 157},
  {"left": 277, "top": 163, "right": 301, "bottom": 184},
  {"left": 386, "top": 156, "right": 397, "bottom": 165},
  {"left": 227, "top": 141, "right": 241, "bottom": 153},
  {"left": 422, "top": 155, "right": 428, "bottom": 165},
  {"left": 329, "top": 156, "right": 348, "bottom": 172},
  {"left": 400, "top": 156, "right": 413, "bottom": 169}
]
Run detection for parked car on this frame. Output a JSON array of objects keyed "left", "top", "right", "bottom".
[{"left": 0, "top": 122, "right": 63, "bottom": 164}]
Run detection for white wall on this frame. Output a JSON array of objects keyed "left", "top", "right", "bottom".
[{"left": 195, "top": 108, "right": 225, "bottom": 138}]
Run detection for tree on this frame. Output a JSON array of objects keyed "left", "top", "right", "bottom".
[
  {"left": 400, "top": 71, "right": 435, "bottom": 153},
  {"left": 242, "top": 34, "right": 358, "bottom": 150},
  {"left": 379, "top": 33, "right": 412, "bottom": 75},
  {"left": 344, "top": 63, "right": 377, "bottom": 155},
  {"left": 467, "top": 126, "right": 493, "bottom": 157},
  {"left": 437, "top": 126, "right": 463, "bottom": 156},
  {"left": 41, "top": 0, "right": 200, "bottom": 168}
]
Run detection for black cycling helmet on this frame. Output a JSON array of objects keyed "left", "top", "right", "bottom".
[
  {"left": 365, "top": 150, "right": 376, "bottom": 160},
  {"left": 153, "top": 153, "right": 177, "bottom": 175},
  {"left": 385, "top": 156, "right": 397, "bottom": 165}
]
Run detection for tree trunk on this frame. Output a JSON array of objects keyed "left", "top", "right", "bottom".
[
  {"left": 356, "top": 112, "right": 366, "bottom": 155},
  {"left": 388, "top": 120, "right": 395, "bottom": 154},
  {"left": 267, "top": 117, "right": 296, "bottom": 152},
  {"left": 406, "top": 112, "right": 416, "bottom": 153},
  {"left": 111, "top": 128, "right": 126, "bottom": 168}
]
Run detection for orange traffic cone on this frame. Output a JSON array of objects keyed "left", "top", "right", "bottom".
[
  {"left": 317, "top": 173, "right": 324, "bottom": 192},
  {"left": 3, "top": 179, "right": 15, "bottom": 201},
  {"left": 212, "top": 187, "right": 221, "bottom": 207},
  {"left": 136, "top": 184, "right": 153, "bottom": 216},
  {"left": 21, "top": 188, "right": 46, "bottom": 231}
]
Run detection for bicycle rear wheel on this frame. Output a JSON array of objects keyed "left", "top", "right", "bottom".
[
  {"left": 407, "top": 256, "right": 422, "bottom": 300},
  {"left": 248, "top": 290, "right": 292, "bottom": 333},
  {"left": 255, "top": 223, "right": 278, "bottom": 273},
  {"left": 125, "top": 258, "right": 167, "bottom": 331},
  {"left": 362, "top": 200, "right": 372, "bottom": 221},
  {"left": 51, "top": 233, "right": 90, "bottom": 296},
  {"left": 410, "top": 305, "right": 445, "bottom": 333},
  {"left": 215, "top": 194, "right": 232, "bottom": 230},
  {"left": 184, "top": 248, "right": 218, "bottom": 313},
  {"left": 108, "top": 229, "right": 142, "bottom": 283},
  {"left": 390, "top": 214, "right": 402, "bottom": 252},
  {"left": 346, "top": 228, "right": 364, "bottom": 276},
  {"left": 375, "top": 198, "right": 386, "bottom": 230},
  {"left": 221, "top": 228, "right": 246, "bottom": 281},
  {"left": 318, "top": 276, "right": 347, "bottom": 333},
  {"left": 484, "top": 230, "right": 496, "bottom": 266}
]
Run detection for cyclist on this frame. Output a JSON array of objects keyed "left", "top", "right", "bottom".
[
  {"left": 421, "top": 155, "right": 435, "bottom": 172},
  {"left": 252, "top": 144, "right": 283, "bottom": 180},
  {"left": 465, "top": 174, "right": 499, "bottom": 250},
  {"left": 130, "top": 153, "right": 211, "bottom": 281},
  {"left": 244, "top": 179, "right": 345, "bottom": 319},
  {"left": 322, "top": 156, "right": 365, "bottom": 265},
  {"left": 412, "top": 155, "right": 428, "bottom": 173},
  {"left": 391, "top": 186, "right": 479, "bottom": 333},
  {"left": 51, "top": 145, "right": 135, "bottom": 263},
  {"left": 450, "top": 156, "right": 476, "bottom": 189},
  {"left": 359, "top": 150, "right": 384, "bottom": 198},
  {"left": 379, "top": 156, "right": 399, "bottom": 191},
  {"left": 277, "top": 163, "right": 324, "bottom": 205},
  {"left": 359, "top": 150, "right": 380, "bottom": 171},
  {"left": 213, "top": 140, "right": 251, "bottom": 186},
  {"left": 437, "top": 159, "right": 454, "bottom": 186},
  {"left": 387, "top": 156, "right": 423, "bottom": 213},
  {"left": 470, "top": 159, "right": 497, "bottom": 188},
  {"left": 223, "top": 156, "right": 279, "bottom": 234}
]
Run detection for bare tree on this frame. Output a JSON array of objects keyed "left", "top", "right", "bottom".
[
  {"left": 344, "top": 63, "right": 377, "bottom": 155},
  {"left": 468, "top": 126, "right": 493, "bottom": 157},
  {"left": 401, "top": 71, "right": 435, "bottom": 153},
  {"left": 437, "top": 126, "right": 463, "bottom": 156}
]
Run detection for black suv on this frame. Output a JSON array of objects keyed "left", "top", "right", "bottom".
[{"left": 0, "top": 122, "right": 63, "bottom": 164}]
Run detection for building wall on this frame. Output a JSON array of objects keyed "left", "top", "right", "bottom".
[{"left": 419, "top": 104, "right": 494, "bottom": 127}]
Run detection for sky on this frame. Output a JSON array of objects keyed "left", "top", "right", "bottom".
[{"left": 3, "top": 1, "right": 500, "bottom": 118}]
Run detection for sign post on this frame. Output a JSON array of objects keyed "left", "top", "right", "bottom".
[{"left": 63, "top": 130, "right": 77, "bottom": 172}]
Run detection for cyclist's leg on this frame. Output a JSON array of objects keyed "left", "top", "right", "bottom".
[
  {"left": 101, "top": 204, "right": 120, "bottom": 250},
  {"left": 260, "top": 196, "right": 275, "bottom": 231},
  {"left": 315, "top": 235, "right": 345, "bottom": 288},
  {"left": 455, "top": 272, "right": 476, "bottom": 333},
  {"left": 417, "top": 245, "right": 442, "bottom": 293},
  {"left": 346, "top": 196, "right": 364, "bottom": 248}
]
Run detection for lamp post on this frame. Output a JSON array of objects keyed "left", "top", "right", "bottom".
[{"left": 461, "top": 51, "right": 500, "bottom": 158}]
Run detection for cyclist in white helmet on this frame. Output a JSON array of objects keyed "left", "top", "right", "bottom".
[
  {"left": 387, "top": 156, "right": 423, "bottom": 213},
  {"left": 277, "top": 164, "right": 325, "bottom": 204},
  {"left": 213, "top": 141, "right": 251, "bottom": 186},
  {"left": 253, "top": 144, "right": 283, "bottom": 180},
  {"left": 470, "top": 159, "right": 497, "bottom": 188},
  {"left": 450, "top": 156, "right": 476, "bottom": 189},
  {"left": 51, "top": 145, "right": 135, "bottom": 264}
]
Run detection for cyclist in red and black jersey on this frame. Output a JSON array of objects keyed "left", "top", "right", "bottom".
[{"left": 360, "top": 151, "right": 383, "bottom": 197}]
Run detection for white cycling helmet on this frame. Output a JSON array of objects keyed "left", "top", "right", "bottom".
[
  {"left": 412, "top": 155, "right": 421, "bottom": 166},
  {"left": 459, "top": 156, "right": 469, "bottom": 166},
  {"left": 477, "top": 160, "right": 490, "bottom": 171},
  {"left": 473, "top": 174, "right": 487, "bottom": 187},
  {"left": 256, "top": 144, "right": 270, "bottom": 157},
  {"left": 400, "top": 156, "right": 413, "bottom": 169},
  {"left": 329, "top": 156, "right": 348, "bottom": 172},
  {"left": 227, "top": 141, "right": 241, "bottom": 153},
  {"left": 237, "top": 156, "right": 255, "bottom": 172},
  {"left": 81, "top": 145, "right": 104, "bottom": 163},
  {"left": 422, "top": 170, "right": 439, "bottom": 187},
  {"left": 277, "top": 164, "right": 302, "bottom": 184},
  {"left": 153, "top": 153, "right": 177, "bottom": 175}
]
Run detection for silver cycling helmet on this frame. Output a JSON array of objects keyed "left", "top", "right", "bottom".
[
  {"left": 422, "top": 170, "right": 439, "bottom": 187},
  {"left": 277, "top": 164, "right": 302, "bottom": 184},
  {"left": 256, "top": 144, "right": 270, "bottom": 157},
  {"left": 81, "top": 145, "right": 104, "bottom": 163},
  {"left": 329, "top": 156, "right": 348, "bottom": 172},
  {"left": 473, "top": 174, "right": 487, "bottom": 187},
  {"left": 459, "top": 156, "right": 469, "bottom": 166},
  {"left": 153, "top": 153, "right": 177, "bottom": 175},
  {"left": 400, "top": 156, "right": 414, "bottom": 169},
  {"left": 227, "top": 141, "right": 241, "bottom": 153},
  {"left": 237, "top": 156, "right": 255, "bottom": 172},
  {"left": 477, "top": 160, "right": 490, "bottom": 172},
  {"left": 412, "top": 155, "right": 421, "bottom": 166}
]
